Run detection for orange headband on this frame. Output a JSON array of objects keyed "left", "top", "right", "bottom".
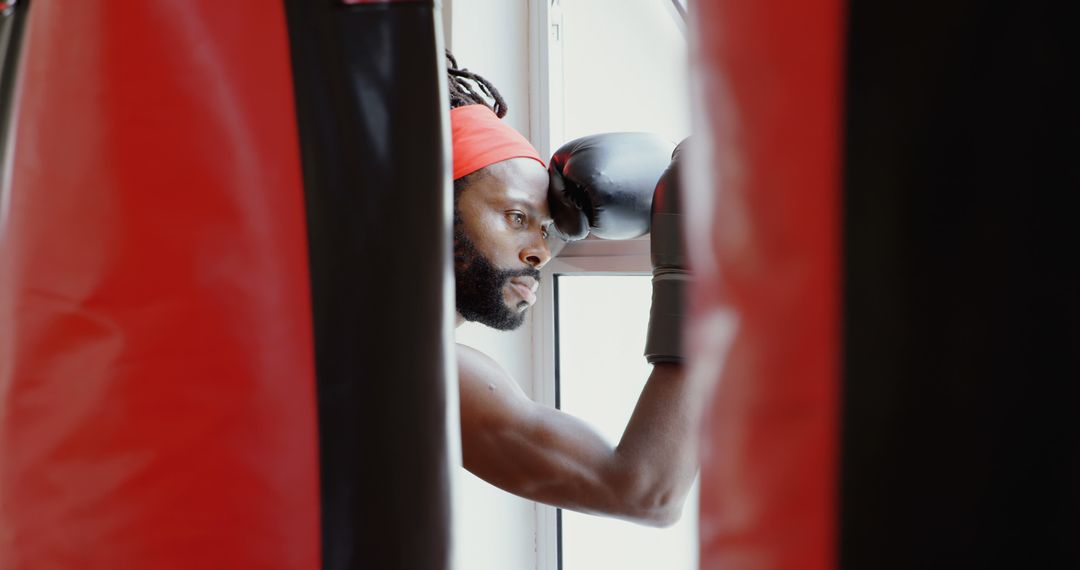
[{"left": 451, "top": 104, "right": 546, "bottom": 180}]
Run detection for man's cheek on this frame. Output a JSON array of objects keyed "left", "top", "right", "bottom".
[{"left": 472, "top": 225, "right": 512, "bottom": 261}]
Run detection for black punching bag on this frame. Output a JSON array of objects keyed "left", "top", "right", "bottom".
[
  {"left": 283, "top": 1, "right": 455, "bottom": 569},
  {"left": 690, "top": 0, "right": 1079, "bottom": 569}
]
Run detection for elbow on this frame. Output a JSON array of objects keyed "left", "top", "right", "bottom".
[
  {"left": 640, "top": 500, "right": 683, "bottom": 528},
  {"left": 639, "top": 487, "right": 686, "bottom": 527},
  {"left": 610, "top": 471, "right": 688, "bottom": 527}
]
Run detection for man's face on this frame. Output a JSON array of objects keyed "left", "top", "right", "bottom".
[{"left": 454, "top": 158, "right": 553, "bottom": 330}]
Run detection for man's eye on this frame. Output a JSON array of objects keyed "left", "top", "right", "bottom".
[{"left": 507, "top": 212, "right": 525, "bottom": 226}]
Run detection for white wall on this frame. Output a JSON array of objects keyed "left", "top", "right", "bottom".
[
  {"left": 444, "top": 3, "right": 543, "bottom": 569},
  {"left": 444, "top": 0, "right": 534, "bottom": 138}
]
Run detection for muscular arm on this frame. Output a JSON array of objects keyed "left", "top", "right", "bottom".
[{"left": 457, "top": 343, "right": 706, "bottom": 527}]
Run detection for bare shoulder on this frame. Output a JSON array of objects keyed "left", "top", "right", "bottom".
[
  {"left": 456, "top": 343, "right": 508, "bottom": 383},
  {"left": 456, "top": 343, "right": 531, "bottom": 424}
]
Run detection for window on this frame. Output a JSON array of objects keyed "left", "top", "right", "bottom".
[
  {"left": 531, "top": 0, "right": 690, "bottom": 157},
  {"left": 529, "top": 1, "right": 693, "bottom": 567},
  {"left": 555, "top": 274, "right": 699, "bottom": 570}
]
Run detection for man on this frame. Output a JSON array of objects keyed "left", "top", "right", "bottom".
[{"left": 446, "top": 53, "right": 708, "bottom": 526}]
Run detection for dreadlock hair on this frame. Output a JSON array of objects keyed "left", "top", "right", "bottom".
[
  {"left": 446, "top": 50, "right": 508, "bottom": 118},
  {"left": 446, "top": 50, "right": 509, "bottom": 194}
]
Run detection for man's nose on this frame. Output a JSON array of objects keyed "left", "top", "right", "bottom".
[{"left": 521, "top": 234, "right": 552, "bottom": 270}]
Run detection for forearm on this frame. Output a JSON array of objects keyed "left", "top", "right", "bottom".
[
  {"left": 605, "top": 136, "right": 702, "bottom": 525},
  {"left": 461, "top": 368, "right": 700, "bottom": 526},
  {"left": 458, "top": 345, "right": 708, "bottom": 527},
  {"left": 528, "top": 364, "right": 706, "bottom": 527},
  {"left": 608, "top": 362, "right": 707, "bottom": 525}
]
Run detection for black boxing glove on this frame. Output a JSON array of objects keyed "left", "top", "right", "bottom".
[
  {"left": 644, "top": 139, "right": 689, "bottom": 364},
  {"left": 547, "top": 132, "right": 675, "bottom": 241}
]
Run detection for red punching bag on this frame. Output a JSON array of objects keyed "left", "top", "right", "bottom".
[
  {"left": 1, "top": 1, "right": 454, "bottom": 569},
  {"left": 0, "top": 1, "right": 321, "bottom": 567},
  {"left": 689, "top": 0, "right": 1079, "bottom": 567},
  {"left": 687, "top": 0, "right": 843, "bottom": 568}
]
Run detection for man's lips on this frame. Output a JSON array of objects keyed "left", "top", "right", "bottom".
[
  {"left": 509, "top": 276, "right": 539, "bottom": 305},
  {"left": 510, "top": 276, "right": 539, "bottom": 293}
]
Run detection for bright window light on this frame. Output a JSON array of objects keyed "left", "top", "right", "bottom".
[
  {"left": 558, "top": 0, "right": 690, "bottom": 144},
  {"left": 556, "top": 274, "right": 699, "bottom": 570}
]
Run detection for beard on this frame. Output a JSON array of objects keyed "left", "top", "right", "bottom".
[{"left": 453, "top": 223, "right": 540, "bottom": 331}]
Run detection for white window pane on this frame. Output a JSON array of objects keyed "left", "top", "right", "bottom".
[
  {"left": 560, "top": 0, "right": 690, "bottom": 143},
  {"left": 557, "top": 275, "right": 698, "bottom": 570}
]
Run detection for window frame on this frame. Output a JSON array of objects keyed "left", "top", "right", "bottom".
[
  {"left": 530, "top": 238, "right": 650, "bottom": 570},
  {"left": 526, "top": 1, "right": 684, "bottom": 566}
]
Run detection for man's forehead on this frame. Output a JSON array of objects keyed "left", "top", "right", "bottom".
[{"left": 474, "top": 159, "right": 552, "bottom": 218}]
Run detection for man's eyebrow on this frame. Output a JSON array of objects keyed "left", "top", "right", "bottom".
[
  {"left": 525, "top": 201, "right": 553, "bottom": 225},
  {"left": 505, "top": 194, "right": 548, "bottom": 220}
]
